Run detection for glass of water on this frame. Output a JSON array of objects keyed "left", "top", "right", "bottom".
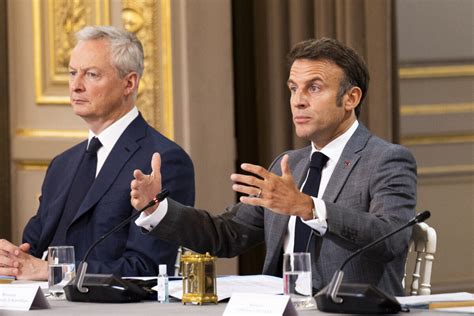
[
  {"left": 283, "top": 252, "right": 316, "bottom": 310},
  {"left": 48, "top": 246, "right": 75, "bottom": 298}
]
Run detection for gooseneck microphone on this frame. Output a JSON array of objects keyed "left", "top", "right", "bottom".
[
  {"left": 65, "top": 189, "right": 169, "bottom": 303},
  {"left": 315, "top": 210, "right": 431, "bottom": 314}
]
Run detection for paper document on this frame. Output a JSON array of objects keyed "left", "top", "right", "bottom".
[{"left": 163, "top": 275, "right": 283, "bottom": 301}]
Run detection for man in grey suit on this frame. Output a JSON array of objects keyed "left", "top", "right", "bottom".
[{"left": 130, "top": 38, "right": 417, "bottom": 296}]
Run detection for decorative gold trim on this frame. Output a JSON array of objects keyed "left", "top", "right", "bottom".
[
  {"left": 33, "top": 0, "right": 110, "bottom": 105},
  {"left": 418, "top": 164, "right": 474, "bottom": 176},
  {"left": 121, "top": 0, "right": 174, "bottom": 139},
  {"left": 16, "top": 128, "right": 88, "bottom": 139},
  {"left": 15, "top": 160, "right": 50, "bottom": 171},
  {"left": 399, "top": 65, "right": 474, "bottom": 79},
  {"left": 401, "top": 134, "right": 474, "bottom": 146},
  {"left": 160, "top": 0, "right": 174, "bottom": 139},
  {"left": 401, "top": 103, "right": 474, "bottom": 116}
]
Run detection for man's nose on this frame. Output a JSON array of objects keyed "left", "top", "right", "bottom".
[
  {"left": 70, "top": 75, "right": 85, "bottom": 92},
  {"left": 292, "top": 91, "right": 308, "bottom": 108}
]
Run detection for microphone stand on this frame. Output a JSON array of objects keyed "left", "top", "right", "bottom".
[
  {"left": 315, "top": 210, "right": 431, "bottom": 314},
  {"left": 65, "top": 189, "right": 169, "bottom": 302}
]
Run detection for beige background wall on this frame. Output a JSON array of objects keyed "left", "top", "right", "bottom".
[{"left": 397, "top": 0, "right": 474, "bottom": 292}]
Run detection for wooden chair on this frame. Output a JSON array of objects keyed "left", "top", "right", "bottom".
[{"left": 405, "top": 222, "right": 437, "bottom": 295}]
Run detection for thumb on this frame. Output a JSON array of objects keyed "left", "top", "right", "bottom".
[
  {"left": 19, "top": 243, "right": 30, "bottom": 252},
  {"left": 280, "top": 154, "right": 291, "bottom": 176},
  {"left": 151, "top": 152, "right": 161, "bottom": 176}
]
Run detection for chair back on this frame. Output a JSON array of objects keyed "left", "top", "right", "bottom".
[{"left": 405, "top": 222, "right": 437, "bottom": 295}]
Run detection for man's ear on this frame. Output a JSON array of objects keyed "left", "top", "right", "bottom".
[
  {"left": 343, "top": 86, "right": 362, "bottom": 111},
  {"left": 123, "top": 72, "right": 139, "bottom": 97}
]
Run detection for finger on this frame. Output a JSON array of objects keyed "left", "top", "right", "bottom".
[
  {"left": 0, "top": 266, "right": 18, "bottom": 277},
  {"left": 232, "top": 184, "right": 261, "bottom": 197},
  {"left": 230, "top": 173, "right": 264, "bottom": 188},
  {"left": 19, "top": 243, "right": 30, "bottom": 253},
  {"left": 133, "top": 169, "right": 146, "bottom": 181},
  {"left": 240, "top": 163, "right": 271, "bottom": 179},
  {"left": 239, "top": 195, "right": 267, "bottom": 207},
  {"left": 0, "top": 239, "right": 18, "bottom": 255},
  {"left": 280, "top": 154, "right": 291, "bottom": 176},
  {"left": 151, "top": 153, "right": 161, "bottom": 176},
  {"left": 0, "top": 254, "right": 15, "bottom": 267}
]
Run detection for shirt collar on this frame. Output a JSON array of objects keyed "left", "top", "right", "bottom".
[
  {"left": 311, "top": 120, "right": 359, "bottom": 163},
  {"left": 88, "top": 106, "right": 139, "bottom": 150}
]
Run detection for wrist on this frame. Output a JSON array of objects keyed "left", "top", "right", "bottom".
[{"left": 299, "top": 195, "right": 316, "bottom": 221}]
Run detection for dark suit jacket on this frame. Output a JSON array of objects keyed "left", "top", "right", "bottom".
[
  {"left": 23, "top": 114, "right": 195, "bottom": 277},
  {"left": 148, "top": 123, "right": 417, "bottom": 295}
]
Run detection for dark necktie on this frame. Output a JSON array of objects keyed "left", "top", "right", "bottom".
[
  {"left": 50, "top": 137, "right": 102, "bottom": 246},
  {"left": 293, "top": 152, "right": 329, "bottom": 252}
]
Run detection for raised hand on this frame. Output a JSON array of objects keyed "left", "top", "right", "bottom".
[
  {"left": 230, "top": 154, "right": 314, "bottom": 219},
  {"left": 131, "top": 152, "right": 163, "bottom": 214}
]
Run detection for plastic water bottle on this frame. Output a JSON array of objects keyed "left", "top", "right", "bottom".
[{"left": 157, "top": 264, "right": 169, "bottom": 303}]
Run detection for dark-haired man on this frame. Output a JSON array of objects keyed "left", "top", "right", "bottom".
[{"left": 131, "top": 38, "right": 416, "bottom": 296}]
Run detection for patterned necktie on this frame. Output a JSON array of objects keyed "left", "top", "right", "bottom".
[
  {"left": 50, "top": 137, "right": 102, "bottom": 246},
  {"left": 293, "top": 152, "right": 329, "bottom": 252}
]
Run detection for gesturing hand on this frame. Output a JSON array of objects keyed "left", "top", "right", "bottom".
[
  {"left": 230, "top": 154, "right": 314, "bottom": 219},
  {"left": 130, "top": 152, "right": 163, "bottom": 214}
]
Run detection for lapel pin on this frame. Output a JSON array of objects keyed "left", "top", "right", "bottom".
[{"left": 344, "top": 160, "right": 351, "bottom": 167}]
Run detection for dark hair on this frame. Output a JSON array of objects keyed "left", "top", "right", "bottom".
[{"left": 287, "top": 38, "right": 369, "bottom": 117}]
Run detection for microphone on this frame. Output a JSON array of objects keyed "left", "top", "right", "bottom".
[
  {"left": 314, "top": 210, "right": 431, "bottom": 314},
  {"left": 64, "top": 189, "right": 169, "bottom": 303}
]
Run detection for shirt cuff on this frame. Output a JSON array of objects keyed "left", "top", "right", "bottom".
[
  {"left": 301, "top": 197, "right": 328, "bottom": 235},
  {"left": 135, "top": 198, "right": 168, "bottom": 231}
]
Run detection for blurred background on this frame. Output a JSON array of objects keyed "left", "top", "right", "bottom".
[{"left": 0, "top": 0, "right": 472, "bottom": 293}]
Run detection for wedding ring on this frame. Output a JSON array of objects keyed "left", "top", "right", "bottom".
[{"left": 256, "top": 189, "right": 262, "bottom": 199}]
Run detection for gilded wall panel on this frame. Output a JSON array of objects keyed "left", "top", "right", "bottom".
[
  {"left": 122, "top": 0, "right": 174, "bottom": 138},
  {"left": 33, "top": 0, "right": 110, "bottom": 105}
]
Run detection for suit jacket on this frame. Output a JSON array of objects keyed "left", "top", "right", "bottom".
[
  {"left": 149, "top": 123, "right": 416, "bottom": 295},
  {"left": 23, "top": 114, "right": 195, "bottom": 277}
]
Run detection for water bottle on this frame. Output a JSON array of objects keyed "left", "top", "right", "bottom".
[{"left": 157, "top": 264, "right": 169, "bottom": 303}]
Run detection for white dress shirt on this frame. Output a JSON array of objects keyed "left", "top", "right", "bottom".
[
  {"left": 283, "top": 120, "right": 358, "bottom": 253},
  {"left": 88, "top": 107, "right": 139, "bottom": 177}
]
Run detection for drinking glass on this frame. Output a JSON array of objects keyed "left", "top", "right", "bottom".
[
  {"left": 283, "top": 252, "right": 316, "bottom": 310},
  {"left": 48, "top": 246, "right": 76, "bottom": 298}
]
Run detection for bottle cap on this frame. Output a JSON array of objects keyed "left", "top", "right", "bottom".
[{"left": 159, "top": 264, "right": 167, "bottom": 275}]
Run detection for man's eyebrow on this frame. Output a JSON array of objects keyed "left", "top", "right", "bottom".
[{"left": 286, "top": 76, "right": 324, "bottom": 86}]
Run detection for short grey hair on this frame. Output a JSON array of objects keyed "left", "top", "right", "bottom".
[{"left": 75, "top": 25, "right": 144, "bottom": 78}]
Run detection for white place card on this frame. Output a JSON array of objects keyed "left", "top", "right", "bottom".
[
  {"left": 0, "top": 284, "right": 50, "bottom": 311},
  {"left": 223, "top": 292, "right": 297, "bottom": 316}
]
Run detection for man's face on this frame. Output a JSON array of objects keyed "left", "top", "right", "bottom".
[
  {"left": 287, "top": 58, "right": 356, "bottom": 149},
  {"left": 69, "top": 39, "right": 134, "bottom": 131}
]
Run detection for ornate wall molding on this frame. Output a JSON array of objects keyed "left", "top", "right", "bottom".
[
  {"left": 33, "top": 0, "right": 110, "bottom": 105},
  {"left": 399, "top": 65, "right": 474, "bottom": 79},
  {"left": 401, "top": 102, "right": 474, "bottom": 116},
  {"left": 122, "top": 0, "right": 174, "bottom": 139}
]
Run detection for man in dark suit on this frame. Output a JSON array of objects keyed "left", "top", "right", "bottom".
[
  {"left": 0, "top": 26, "right": 194, "bottom": 279},
  {"left": 130, "top": 38, "right": 416, "bottom": 296}
]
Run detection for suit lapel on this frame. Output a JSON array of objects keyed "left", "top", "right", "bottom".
[
  {"left": 37, "top": 143, "right": 87, "bottom": 253},
  {"left": 71, "top": 115, "right": 147, "bottom": 223},
  {"left": 322, "top": 124, "right": 370, "bottom": 202}
]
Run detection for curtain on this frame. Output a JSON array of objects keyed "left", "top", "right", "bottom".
[{"left": 233, "top": 0, "right": 399, "bottom": 274}]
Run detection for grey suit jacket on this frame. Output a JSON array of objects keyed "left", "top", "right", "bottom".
[{"left": 150, "top": 123, "right": 417, "bottom": 295}]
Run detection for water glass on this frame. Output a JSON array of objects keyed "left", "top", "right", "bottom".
[
  {"left": 48, "top": 246, "right": 76, "bottom": 298},
  {"left": 283, "top": 252, "right": 316, "bottom": 310}
]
